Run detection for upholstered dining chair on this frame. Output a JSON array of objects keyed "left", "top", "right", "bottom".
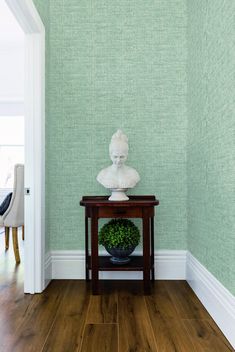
[{"left": 2, "top": 164, "right": 24, "bottom": 264}]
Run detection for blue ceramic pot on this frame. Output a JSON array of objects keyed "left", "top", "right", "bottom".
[{"left": 105, "top": 246, "right": 136, "bottom": 265}]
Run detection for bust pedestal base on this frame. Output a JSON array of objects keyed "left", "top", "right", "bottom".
[{"left": 108, "top": 189, "right": 129, "bottom": 201}]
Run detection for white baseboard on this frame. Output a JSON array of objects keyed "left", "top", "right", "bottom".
[
  {"left": 187, "top": 252, "right": 235, "bottom": 349},
  {"left": 44, "top": 251, "right": 52, "bottom": 289},
  {"left": 47, "top": 249, "right": 187, "bottom": 280},
  {"left": 155, "top": 250, "right": 186, "bottom": 279}
]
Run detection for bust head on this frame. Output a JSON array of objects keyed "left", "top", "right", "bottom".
[{"left": 109, "top": 130, "right": 129, "bottom": 168}]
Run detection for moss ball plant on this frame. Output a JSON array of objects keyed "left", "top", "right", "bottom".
[{"left": 99, "top": 219, "right": 140, "bottom": 250}]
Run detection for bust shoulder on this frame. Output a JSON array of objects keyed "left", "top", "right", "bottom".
[
  {"left": 96, "top": 166, "right": 119, "bottom": 189},
  {"left": 97, "top": 166, "right": 113, "bottom": 180},
  {"left": 97, "top": 164, "right": 140, "bottom": 189},
  {"left": 124, "top": 165, "right": 140, "bottom": 178},
  {"left": 121, "top": 165, "right": 140, "bottom": 187}
]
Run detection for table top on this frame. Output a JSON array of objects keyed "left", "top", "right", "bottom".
[{"left": 80, "top": 195, "right": 159, "bottom": 207}]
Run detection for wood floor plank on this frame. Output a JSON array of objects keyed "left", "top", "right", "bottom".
[
  {"left": 42, "top": 281, "right": 90, "bottom": 352},
  {"left": 0, "top": 231, "right": 33, "bottom": 351},
  {"left": 150, "top": 317, "right": 197, "bottom": 352},
  {"left": 146, "top": 282, "right": 197, "bottom": 352},
  {"left": 164, "top": 281, "right": 210, "bottom": 319},
  {"left": 0, "top": 285, "right": 33, "bottom": 351},
  {"left": 86, "top": 290, "right": 118, "bottom": 323},
  {"left": 118, "top": 291, "right": 157, "bottom": 352},
  {"left": 147, "top": 281, "right": 180, "bottom": 318},
  {"left": 80, "top": 324, "right": 118, "bottom": 352},
  {"left": 0, "top": 280, "right": 67, "bottom": 352},
  {"left": 183, "top": 319, "right": 234, "bottom": 352}
]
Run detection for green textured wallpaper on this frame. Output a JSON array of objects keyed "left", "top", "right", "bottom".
[
  {"left": 33, "top": 0, "right": 188, "bottom": 251},
  {"left": 187, "top": 0, "right": 235, "bottom": 295},
  {"left": 33, "top": 0, "right": 235, "bottom": 296}
]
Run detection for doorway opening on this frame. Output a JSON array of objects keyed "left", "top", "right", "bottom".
[
  {"left": 0, "top": 0, "right": 46, "bottom": 293},
  {"left": 0, "top": 0, "right": 25, "bottom": 289}
]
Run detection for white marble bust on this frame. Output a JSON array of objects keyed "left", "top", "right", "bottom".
[{"left": 97, "top": 130, "right": 140, "bottom": 200}]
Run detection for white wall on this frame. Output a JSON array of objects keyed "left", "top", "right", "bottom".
[
  {"left": 0, "top": 1, "right": 25, "bottom": 197},
  {"left": 0, "top": 0, "right": 24, "bottom": 113}
]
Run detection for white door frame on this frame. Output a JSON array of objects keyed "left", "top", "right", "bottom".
[{"left": 6, "top": 0, "right": 45, "bottom": 293}]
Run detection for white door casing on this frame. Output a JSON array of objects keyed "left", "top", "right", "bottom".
[{"left": 6, "top": 0, "right": 45, "bottom": 293}]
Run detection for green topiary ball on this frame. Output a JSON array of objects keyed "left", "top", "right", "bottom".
[{"left": 99, "top": 219, "right": 140, "bottom": 250}]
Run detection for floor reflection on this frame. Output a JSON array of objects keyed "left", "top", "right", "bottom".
[{"left": 0, "top": 227, "right": 24, "bottom": 287}]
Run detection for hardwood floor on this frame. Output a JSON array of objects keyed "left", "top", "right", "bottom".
[{"left": 0, "top": 234, "right": 234, "bottom": 352}]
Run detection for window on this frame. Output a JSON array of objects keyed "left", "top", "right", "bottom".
[{"left": 0, "top": 115, "right": 24, "bottom": 195}]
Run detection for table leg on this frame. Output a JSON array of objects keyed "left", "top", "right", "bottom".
[
  {"left": 85, "top": 216, "right": 89, "bottom": 281},
  {"left": 151, "top": 217, "right": 155, "bottom": 282},
  {"left": 143, "top": 210, "right": 151, "bottom": 295},
  {"left": 91, "top": 208, "right": 99, "bottom": 295}
]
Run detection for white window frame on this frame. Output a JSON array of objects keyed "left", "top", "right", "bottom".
[{"left": 6, "top": 0, "right": 45, "bottom": 293}]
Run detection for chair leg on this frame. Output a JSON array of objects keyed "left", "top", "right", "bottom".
[
  {"left": 5, "top": 227, "right": 9, "bottom": 250},
  {"left": 12, "top": 227, "right": 20, "bottom": 264},
  {"left": 22, "top": 225, "right": 24, "bottom": 240}
]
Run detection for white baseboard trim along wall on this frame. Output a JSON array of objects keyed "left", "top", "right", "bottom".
[
  {"left": 186, "top": 252, "right": 235, "bottom": 349},
  {"left": 44, "top": 249, "right": 235, "bottom": 348},
  {"left": 45, "top": 249, "right": 186, "bottom": 280}
]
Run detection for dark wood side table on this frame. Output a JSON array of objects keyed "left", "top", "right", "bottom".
[{"left": 80, "top": 195, "right": 159, "bottom": 295}]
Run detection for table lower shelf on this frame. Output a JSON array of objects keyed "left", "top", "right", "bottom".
[{"left": 87, "top": 255, "right": 153, "bottom": 271}]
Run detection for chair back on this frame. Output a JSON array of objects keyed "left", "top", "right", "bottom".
[{"left": 4, "top": 164, "right": 24, "bottom": 227}]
